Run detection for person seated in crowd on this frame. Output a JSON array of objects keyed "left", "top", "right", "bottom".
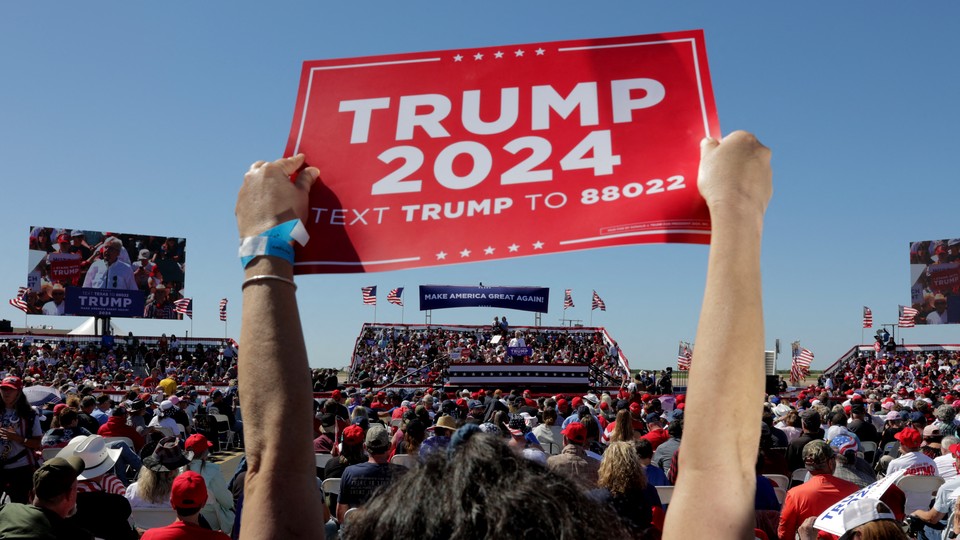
[
  {"left": 125, "top": 437, "right": 191, "bottom": 508},
  {"left": 532, "top": 406, "right": 563, "bottom": 455},
  {"left": 910, "top": 441, "right": 960, "bottom": 539},
  {"left": 0, "top": 456, "right": 94, "bottom": 539},
  {"left": 235, "top": 131, "right": 773, "bottom": 538},
  {"left": 336, "top": 423, "right": 406, "bottom": 522},
  {"left": 98, "top": 405, "right": 146, "bottom": 453},
  {"left": 634, "top": 438, "right": 669, "bottom": 487},
  {"left": 419, "top": 414, "right": 457, "bottom": 459},
  {"left": 184, "top": 434, "right": 235, "bottom": 534},
  {"left": 885, "top": 426, "right": 940, "bottom": 514},
  {"left": 547, "top": 421, "right": 599, "bottom": 490},
  {"left": 829, "top": 435, "right": 877, "bottom": 488},
  {"left": 141, "top": 471, "right": 231, "bottom": 540},
  {"left": 148, "top": 400, "right": 183, "bottom": 437},
  {"left": 57, "top": 434, "right": 126, "bottom": 496},
  {"left": 779, "top": 440, "right": 861, "bottom": 540},
  {"left": 787, "top": 409, "right": 826, "bottom": 472},
  {"left": 652, "top": 417, "right": 682, "bottom": 474},
  {"left": 588, "top": 441, "right": 662, "bottom": 537},
  {"left": 42, "top": 408, "right": 93, "bottom": 449}
]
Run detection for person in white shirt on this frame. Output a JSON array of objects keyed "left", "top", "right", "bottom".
[
  {"left": 886, "top": 427, "right": 941, "bottom": 513},
  {"left": 82, "top": 237, "right": 137, "bottom": 290},
  {"left": 41, "top": 284, "right": 67, "bottom": 315},
  {"left": 934, "top": 436, "right": 960, "bottom": 480}
]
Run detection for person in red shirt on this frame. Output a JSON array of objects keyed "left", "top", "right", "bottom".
[
  {"left": 97, "top": 407, "right": 145, "bottom": 452},
  {"left": 140, "top": 471, "right": 230, "bottom": 540},
  {"left": 641, "top": 414, "right": 670, "bottom": 450},
  {"left": 778, "top": 441, "right": 859, "bottom": 540}
]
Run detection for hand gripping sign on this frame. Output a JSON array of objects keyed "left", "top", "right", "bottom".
[{"left": 285, "top": 30, "right": 719, "bottom": 274}]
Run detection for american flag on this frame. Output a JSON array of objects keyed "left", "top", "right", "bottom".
[
  {"left": 563, "top": 289, "right": 574, "bottom": 309},
  {"left": 219, "top": 298, "right": 228, "bottom": 322},
  {"left": 790, "top": 342, "right": 814, "bottom": 383},
  {"left": 387, "top": 287, "right": 403, "bottom": 306},
  {"left": 862, "top": 306, "right": 873, "bottom": 328},
  {"left": 9, "top": 287, "right": 29, "bottom": 313},
  {"left": 174, "top": 298, "right": 193, "bottom": 319},
  {"left": 591, "top": 290, "right": 606, "bottom": 311},
  {"left": 898, "top": 305, "right": 918, "bottom": 328},
  {"left": 677, "top": 341, "right": 692, "bottom": 371},
  {"left": 362, "top": 286, "right": 377, "bottom": 306}
]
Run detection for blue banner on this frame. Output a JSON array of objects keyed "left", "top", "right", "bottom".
[
  {"left": 65, "top": 287, "right": 145, "bottom": 318},
  {"left": 507, "top": 346, "right": 533, "bottom": 356},
  {"left": 418, "top": 286, "right": 549, "bottom": 313}
]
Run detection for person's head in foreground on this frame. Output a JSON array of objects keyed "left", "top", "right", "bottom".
[
  {"left": 33, "top": 457, "right": 86, "bottom": 517},
  {"left": 342, "top": 426, "right": 631, "bottom": 539},
  {"left": 170, "top": 471, "right": 208, "bottom": 520},
  {"left": 834, "top": 498, "right": 905, "bottom": 540}
]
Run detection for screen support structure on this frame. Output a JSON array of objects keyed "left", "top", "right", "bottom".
[{"left": 95, "top": 316, "right": 111, "bottom": 337}]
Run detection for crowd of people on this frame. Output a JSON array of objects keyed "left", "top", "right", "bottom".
[
  {"left": 12, "top": 133, "right": 925, "bottom": 539},
  {"left": 0, "top": 368, "right": 241, "bottom": 538},
  {"left": 348, "top": 324, "right": 629, "bottom": 388},
  {"left": 0, "top": 335, "right": 240, "bottom": 390}
]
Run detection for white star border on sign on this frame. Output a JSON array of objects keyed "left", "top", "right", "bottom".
[
  {"left": 450, "top": 47, "right": 552, "bottom": 62},
  {"left": 436, "top": 251, "right": 447, "bottom": 260},
  {"left": 460, "top": 248, "right": 471, "bottom": 258},
  {"left": 433, "top": 242, "right": 545, "bottom": 258}
]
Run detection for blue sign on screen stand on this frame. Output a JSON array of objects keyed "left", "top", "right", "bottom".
[
  {"left": 66, "top": 288, "right": 145, "bottom": 318},
  {"left": 507, "top": 346, "right": 533, "bottom": 357},
  {"left": 419, "top": 285, "right": 549, "bottom": 313}
]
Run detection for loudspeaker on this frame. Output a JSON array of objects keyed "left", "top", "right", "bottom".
[
  {"left": 0, "top": 319, "right": 11, "bottom": 333},
  {"left": 765, "top": 375, "right": 779, "bottom": 396}
]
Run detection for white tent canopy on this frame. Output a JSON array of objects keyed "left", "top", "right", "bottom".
[{"left": 68, "top": 317, "right": 125, "bottom": 336}]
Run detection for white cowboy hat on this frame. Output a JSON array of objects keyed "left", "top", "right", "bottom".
[{"left": 56, "top": 435, "right": 122, "bottom": 480}]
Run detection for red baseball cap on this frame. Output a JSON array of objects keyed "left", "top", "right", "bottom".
[
  {"left": 562, "top": 422, "right": 587, "bottom": 444},
  {"left": 895, "top": 427, "right": 922, "bottom": 448},
  {"left": 171, "top": 471, "right": 208, "bottom": 510},
  {"left": 0, "top": 376, "right": 23, "bottom": 391},
  {"left": 331, "top": 390, "right": 342, "bottom": 400},
  {"left": 629, "top": 402, "right": 642, "bottom": 416},
  {"left": 950, "top": 443, "right": 960, "bottom": 458},
  {"left": 641, "top": 393, "right": 652, "bottom": 402},
  {"left": 571, "top": 397, "right": 583, "bottom": 408},
  {"left": 342, "top": 424, "right": 365, "bottom": 446},
  {"left": 184, "top": 434, "right": 213, "bottom": 454}
]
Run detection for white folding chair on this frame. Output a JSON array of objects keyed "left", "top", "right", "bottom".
[
  {"left": 321, "top": 477, "right": 341, "bottom": 496},
  {"left": 895, "top": 474, "right": 945, "bottom": 514},
  {"left": 790, "top": 468, "right": 809, "bottom": 487},
  {"left": 212, "top": 414, "right": 235, "bottom": 450},
  {"left": 130, "top": 507, "right": 178, "bottom": 529},
  {"left": 762, "top": 473, "right": 790, "bottom": 491},
  {"left": 315, "top": 453, "right": 334, "bottom": 468},
  {"left": 774, "top": 487, "right": 787, "bottom": 505},
  {"left": 390, "top": 454, "right": 418, "bottom": 468},
  {"left": 655, "top": 485, "right": 673, "bottom": 506}
]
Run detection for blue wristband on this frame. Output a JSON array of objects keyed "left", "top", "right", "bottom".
[{"left": 239, "top": 219, "right": 310, "bottom": 269}]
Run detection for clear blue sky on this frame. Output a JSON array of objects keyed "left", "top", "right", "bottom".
[{"left": 2, "top": 2, "right": 958, "bottom": 371}]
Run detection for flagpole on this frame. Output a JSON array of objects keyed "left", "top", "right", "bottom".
[{"left": 589, "top": 307, "right": 593, "bottom": 326}]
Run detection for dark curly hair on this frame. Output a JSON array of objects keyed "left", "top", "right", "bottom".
[{"left": 343, "top": 429, "right": 633, "bottom": 540}]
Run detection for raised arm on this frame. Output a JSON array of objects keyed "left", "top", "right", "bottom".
[
  {"left": 663, "top": 132, "right": 773, "bottom": 539},
  {"left": 235, "top": 154, "right": 324, "bottom": 539}
]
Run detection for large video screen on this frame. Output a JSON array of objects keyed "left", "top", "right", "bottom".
[
  {"left": 909, "top": 238, "right": 960, "bottom": 325},
  {"left": 25, "top": 227, "right": 187, "bottom": 319}
]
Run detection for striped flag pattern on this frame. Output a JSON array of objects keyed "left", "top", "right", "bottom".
[
  {"left": 362, "top": 286, "right": 377, "bottom": 306},
  {"left": 219, "top": 298, "right": 228, "bottom": 322},
  {"left": 174, "top": 298, "right": 193, "bottom": 319},
  {"left": 791, "top": 342, "right": 814, "bottom": 383},
  {"left": 591, "top": 290, "right": 606, "bottom": 311},
  {"left": 677, "top": 341, "right": 692, "bottom": 371},
  {"left": 387, "top": 287, "right": 403, "bottom": 306},
  {"left": 898, "top": 305, "right": 918, "bottom": 328},
  {"left": 862, "top": 306, "right": 873, "bottom": 328},
  {"left": 563, "top": 289, "right": 574, "bottom": 309},
  {"left": 9, "top": 287, "right": 29, "bottom": 313}
]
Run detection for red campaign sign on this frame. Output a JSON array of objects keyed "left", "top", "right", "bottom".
[
  {"left": 49, "top": 258, "right": 82, "bottom": 283},
  {"left": 286, "top": 30, "right": 719, "bottom": 274}
]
